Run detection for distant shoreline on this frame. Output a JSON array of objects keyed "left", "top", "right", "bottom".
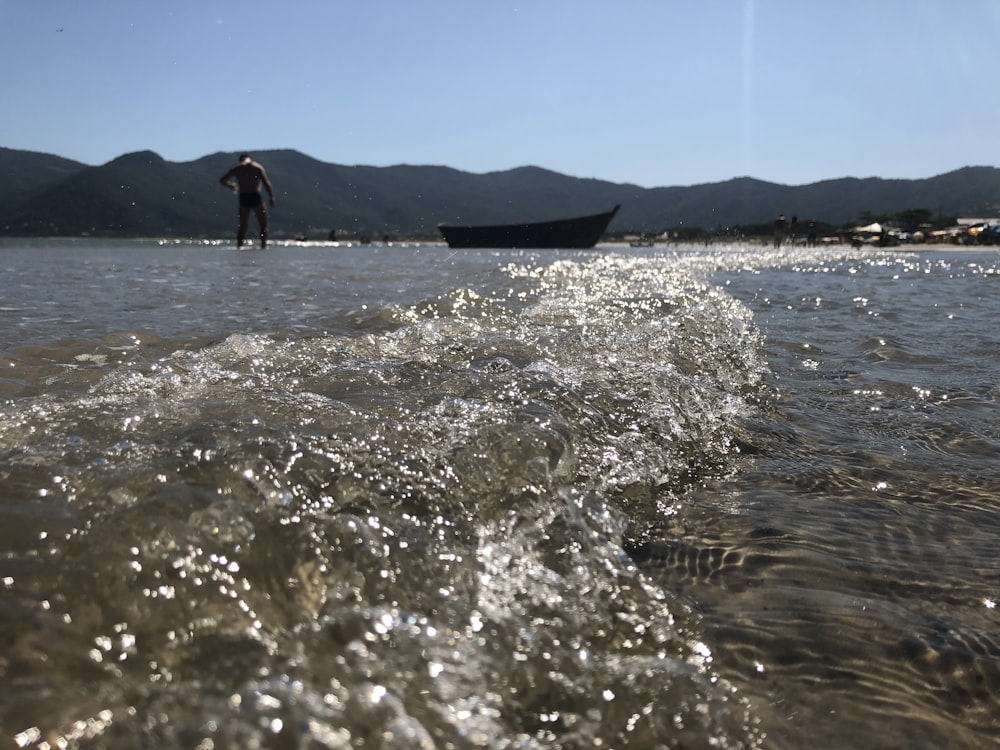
[{"left": 1, "top": 236, "right": 992, "bottom": 254}]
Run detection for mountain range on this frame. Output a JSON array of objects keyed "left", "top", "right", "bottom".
[{"left": 2, "top": 147, "right": 999, "bottom": 239}]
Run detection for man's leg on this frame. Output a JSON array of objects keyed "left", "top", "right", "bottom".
[
  {"left": 254, "top": 205, "right": 269, "bottom": 248},
  {"left": 237, "top": 207, "right": 251, "bottom": 247}
]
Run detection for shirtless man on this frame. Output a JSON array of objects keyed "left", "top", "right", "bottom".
[{"left": 219, "top": 154, "right": 276, "bottom": 248}]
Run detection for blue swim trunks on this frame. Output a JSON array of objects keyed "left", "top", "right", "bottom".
[{"left": 239, "top": 192, "right": 263, "bottom": 208}]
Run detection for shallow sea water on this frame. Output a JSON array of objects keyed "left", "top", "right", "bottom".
[{"left": 1, "top": 239, "right": 998, "bottom": 748}]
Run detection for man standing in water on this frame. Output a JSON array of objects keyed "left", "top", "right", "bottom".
[{"left": 219, "top": 154, "right": 276, "bottom": 248}]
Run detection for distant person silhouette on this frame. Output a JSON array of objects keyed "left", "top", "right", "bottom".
[
  {"left": 219, "top": 154, "right": 275, "bottom": 248},
  {"left": 773, "top": 214, "right": 787, "bottom": 248}
]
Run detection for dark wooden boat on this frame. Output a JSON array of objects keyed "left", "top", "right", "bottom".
[{"left": 438, "top": 205, "right": 620, "bottom": 249}]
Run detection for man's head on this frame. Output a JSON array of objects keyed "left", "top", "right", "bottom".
[{"left": 239, "top": 153, "right": 252, "bottom": 164}]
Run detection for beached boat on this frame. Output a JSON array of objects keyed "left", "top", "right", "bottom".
[{"left": 438, "top": 205, "right": 620, "bottom": 249}]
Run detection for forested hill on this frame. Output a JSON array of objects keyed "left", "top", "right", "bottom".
[{"left": 2, "top": 146, "right": 999, "bottom": 238}]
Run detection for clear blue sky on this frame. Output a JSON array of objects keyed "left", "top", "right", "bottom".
[{"left": 2, "top": 0, "right": 998, "bottom": 188}]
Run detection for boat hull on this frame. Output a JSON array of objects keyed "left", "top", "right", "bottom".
[{"left": 438, "top": 205, "right": 620, "bottom": 249}]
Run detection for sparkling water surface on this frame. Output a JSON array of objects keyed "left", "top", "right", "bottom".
[{"left": 1, "top": 238, "right": 998, "bottom": 749}]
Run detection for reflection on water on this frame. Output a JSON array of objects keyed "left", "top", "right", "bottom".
[
  {"left": 1, "top": 240, "right": 999, "bottom": 748},
  {"left": 632, "top": 250, "right": 1000, "bottom": 748}
]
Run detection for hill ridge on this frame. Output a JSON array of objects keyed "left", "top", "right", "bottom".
[{"left": 2, "top": 147, "right": 999, "bottom": 238}]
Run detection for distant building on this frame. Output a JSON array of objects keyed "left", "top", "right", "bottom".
[{"left": 956, "top": 217, "right": 1000, "bottom": 226}]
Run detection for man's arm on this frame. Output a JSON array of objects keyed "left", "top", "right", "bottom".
[
  {"left": 219, "top": 168, "right": 237, "bottom": 191},
  {"left": 260, "top": 167, "right": 276, "bottom": 206}
]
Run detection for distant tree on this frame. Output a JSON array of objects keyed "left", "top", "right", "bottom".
[{"left": 892, "top": 208, "right": 934, "bottom": 231}]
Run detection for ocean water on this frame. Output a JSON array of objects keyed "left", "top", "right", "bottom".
[{"left": 1, "top": 238, "right": 998, "bottom": 749}]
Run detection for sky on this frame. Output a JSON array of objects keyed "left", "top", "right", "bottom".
[{"left": 2, "top": 0, "right": 999, "bottom": 188}]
